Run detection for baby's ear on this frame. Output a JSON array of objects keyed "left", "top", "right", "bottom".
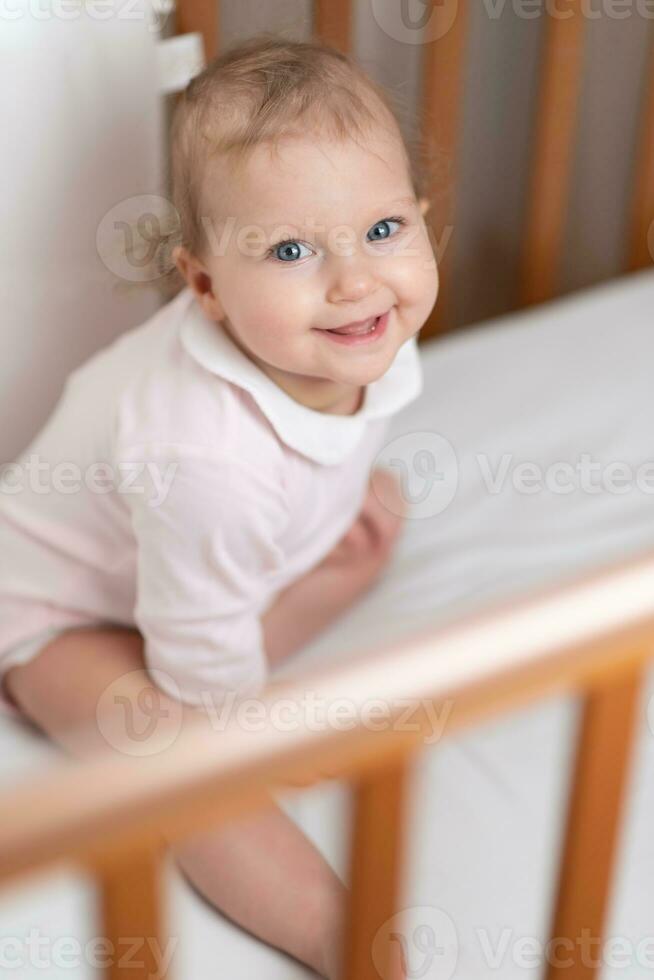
[
  {"left": 172, "top": 245, "right": 195, "bottom": 282},
  {"left": 418, "top": 197, "right": 431, "bottom": 217},
  {"left": 173, "top": 246, "right": 222, "bottom": 320}
]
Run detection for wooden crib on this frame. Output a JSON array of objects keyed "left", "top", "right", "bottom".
[{"left": 1, "top": 3, "right": 653, "bottom": 979}]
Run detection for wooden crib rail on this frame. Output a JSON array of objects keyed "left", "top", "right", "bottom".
[
  {"left": 518, "top": 1, "right": 586, "bottom": 308},
  {"left": 0, "top": 546, "right": 653, "bottom": 978},
  {"left": 629, "top": 39, "right": 654, "bottom": 273}
]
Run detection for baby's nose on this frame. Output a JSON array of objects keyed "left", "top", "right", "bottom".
[{"left": 326, "top": 262, "right": 379, "bottom": 305}]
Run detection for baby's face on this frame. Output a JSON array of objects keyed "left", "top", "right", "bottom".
[{"left": 185, "top": 125, "right": 438, "bottom": 410}]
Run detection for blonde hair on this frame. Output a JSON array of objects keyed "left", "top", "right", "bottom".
[{"left": 154, "top": 32, "right": 440, "bottom": 292}]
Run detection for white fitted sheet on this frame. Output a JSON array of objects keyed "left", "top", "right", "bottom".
[{"left": 1, "top": 269, "right": 654, "bottom": 979}]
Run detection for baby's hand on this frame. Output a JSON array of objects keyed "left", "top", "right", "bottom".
[
  {"left": 328, "top": 468, "right": 406, "bottom": 562},
  {"left": 317, "top": 468, "right": 406, "bottom": 599}
]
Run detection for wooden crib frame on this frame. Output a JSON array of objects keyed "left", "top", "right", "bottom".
[
  {"left": 1, "top": 548, "right": 654, "bottom": 980},
  {"left": 1, "top": 3, "right": 653, "bottom": 978}
]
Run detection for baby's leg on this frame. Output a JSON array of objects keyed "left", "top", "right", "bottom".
[
  {"left": 4, "top": 627, "right": 177, "bottom": 757},
  {"left": 4, "top": 629, "right": 345, "bottom": 979}
]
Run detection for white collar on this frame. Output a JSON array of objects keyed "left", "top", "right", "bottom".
[{"left": 178, "top": 288, "right": 423, "bottom": 466}]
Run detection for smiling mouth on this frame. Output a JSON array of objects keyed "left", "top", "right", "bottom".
[
  {"left": 320, "top": 312, "right": 388, "bottom": 336},
  {"left": 313, "top": 310, "right": 391, "bottom": 346}
]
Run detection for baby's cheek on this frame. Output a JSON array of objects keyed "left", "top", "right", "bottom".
[
  {"left": 420, "top": 260, "right": 440, "bottom": 319},
  {"left": 405, "top": 241, "right": 439, "bottom": 315},
  {"left": 250, "top": 315, "right": 297, "bottom": 353},
  {"left": 393, "top": 252, "right": 437, "bottom": 313},
  {"left": 238, "top": 297, "right": 289, "bottom": 341}
]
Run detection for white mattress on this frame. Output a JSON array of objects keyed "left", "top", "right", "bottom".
[{"left": 2, "top": 269, "right": 654, "bottom": 979}]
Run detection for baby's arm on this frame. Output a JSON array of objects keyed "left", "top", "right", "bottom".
[{"left": 263, "top": 468, "right": 406, "bottom": 669}]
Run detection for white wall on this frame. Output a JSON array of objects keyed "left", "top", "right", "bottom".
[{"left": 0, "top": 1, "right": 164, "bottom": 463}]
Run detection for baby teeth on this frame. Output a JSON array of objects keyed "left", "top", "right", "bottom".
[{"left": 330, "top": 317, "right": 377, "bottom": 335}]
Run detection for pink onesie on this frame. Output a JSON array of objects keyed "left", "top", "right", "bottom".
[{"left": 0, "top": 287, "right": 423, "bottom": 717}]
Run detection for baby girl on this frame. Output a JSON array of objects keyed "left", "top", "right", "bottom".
[{"left": 0, "top": 34, "right": 437, "bottom": 979}]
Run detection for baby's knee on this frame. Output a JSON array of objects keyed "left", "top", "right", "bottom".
[
  {"left": 3, "top": 627, "right": 145, "bottom": 733},
  {"left": 2, "top": 664, "right": 27, "bottom": 712},
  {"left": 2, "top": 653, "right": 54, "bottom": 720}
]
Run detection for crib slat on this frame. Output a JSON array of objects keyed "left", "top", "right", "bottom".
[
  {"left": 628, "top": 42, "right": 654, "bottom": 272},
  {"left": 341, "top": 760, "right": 410, "bottom": 980},
  {"left": 420, "top": 0, "right": 469, "bottom": 339},
  {"left": 175, "top": 0, "right": 219, "bottom": 61},
  {"left": 98, "top": 840, "right": 169, "bottom": 980},
  {"left": 314, "top": 0, "right": 352, "bottom": 53},
  {"left": 519, "top": 2, "right": 585, "bottom": 307},
  {"left": 545, "top": 666, "right": 643, "bottom": 980}
]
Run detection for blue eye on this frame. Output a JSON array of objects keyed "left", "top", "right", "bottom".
[
  {"left": 367, "top": 216, "right": 407, "bottom": 242},
  {"left": 265, "top": 214, "right": 408, "bottom": 264},
  {"left": 268, "top": 240, "right": 313, "bottom": 263}
]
